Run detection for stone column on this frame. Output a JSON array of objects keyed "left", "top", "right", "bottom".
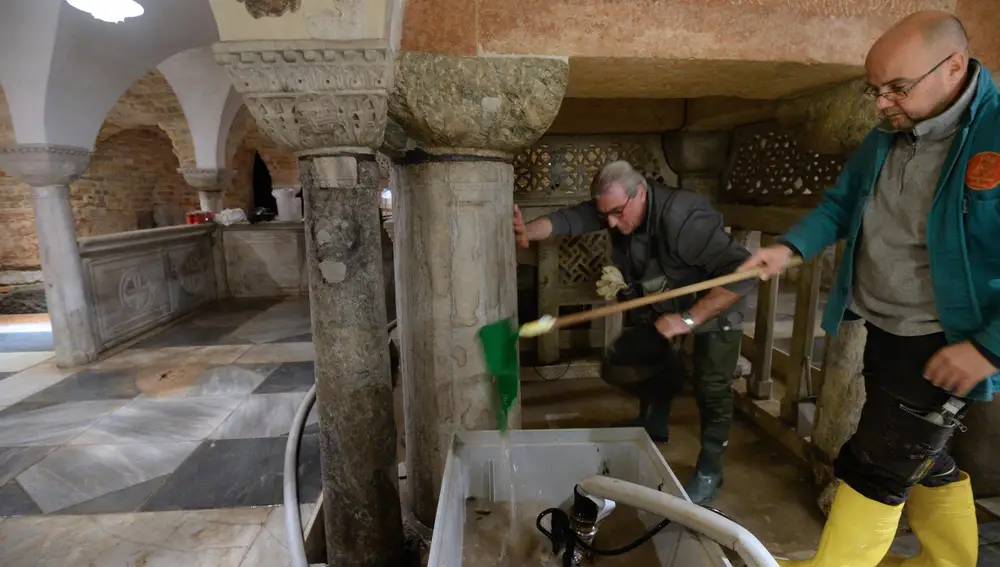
[
  {"left": 389, "top": 52, "right": 569, "bottom": 525},
  {"left": 809, "top": 319, "right": 866, "bottom": 516},
  {"left": 179, "top": 168, "right": 231, "bottom": 213},
  {"left": 662, "top": 130, "right": 733, "bottom": 201},
  {"left": 214, "top": 40, "right": 402, "bottom": 566},
  {"left": 0, "top": 145, "right": 98, "bottom": 367}
]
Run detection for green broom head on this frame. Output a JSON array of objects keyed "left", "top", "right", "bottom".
[{"left": 477, "top": 317, "right": 520, "bottom": 431}]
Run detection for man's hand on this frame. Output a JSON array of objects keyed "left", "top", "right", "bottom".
[
  {"left": 737, "top": 244, "right": 795, "bottom": 281},
  {"left": 513, "top": 205, "right": 529, "bottom": 249},
  {"left": 596, "top": 266, "right": 628, "bottom": 300},
  {"left": 655, "top": 313, "right": 693, "bottom": 340},
  {"left": 924, "top": 341, "right": 998, "bottom": 397}
]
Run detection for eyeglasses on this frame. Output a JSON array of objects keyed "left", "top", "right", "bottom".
[
  {"left": 862, "top": 54, "right": 954, "bottom": 101},
  {"left": 598, "top": 195, "right": 631, "bottom": 221}
]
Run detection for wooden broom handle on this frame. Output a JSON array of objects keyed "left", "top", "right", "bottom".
[{"left": 554, "top": 256, "right": 804, "bottom": 329}]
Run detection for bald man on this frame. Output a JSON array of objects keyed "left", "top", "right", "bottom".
[{"left": 741, "top": 10, "right": 996, "bottom": 567}]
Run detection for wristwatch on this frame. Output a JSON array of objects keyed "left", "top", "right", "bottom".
[{"left": 680, "top": 310, "right": 696, "bottom": 328}]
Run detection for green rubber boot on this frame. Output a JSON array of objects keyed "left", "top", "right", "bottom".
[{"left": 684, "top": 441, "right": 725, "bottom": 505}]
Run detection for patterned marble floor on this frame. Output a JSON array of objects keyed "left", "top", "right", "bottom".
[{"left": 0, "top": 298, "right": 322, "bottom": 566}]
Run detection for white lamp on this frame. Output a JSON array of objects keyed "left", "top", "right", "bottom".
[{"left": 66, "top": 0, "right": 145, "bottom": 23}]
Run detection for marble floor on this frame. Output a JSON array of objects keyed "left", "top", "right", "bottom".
[{"left": 0, "top": 298, "right": 322, "bottom": 566}]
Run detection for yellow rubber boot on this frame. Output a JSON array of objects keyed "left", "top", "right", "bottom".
[
  {"left": 881, "top": 471, "right": 978, "bottom": 567},
  {"left": 778, "top": 482, "right": 903, "bottom": 567}
]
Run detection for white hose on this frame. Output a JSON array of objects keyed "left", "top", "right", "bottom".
[
  {"left": 284, "top": 320, "right": 404, "bottom": 567},
  {"left": 578, "top": 475, "right": 780, "bottom": 567},
  {"left": 284, "top": 384, "right": 316, "bottom": 567}
]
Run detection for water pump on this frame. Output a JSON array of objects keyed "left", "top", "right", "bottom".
[{"left": 536, "top": 484, "right": 669, "bottom": 566}]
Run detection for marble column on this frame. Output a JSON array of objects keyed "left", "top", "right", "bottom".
[
  {"left": 215, "top": 40, "right": 402, "bottom": 566},
  {"left": 389, "top": 52, "right": 569, "bottom": 525},
  {"left": 179, "top": 168, "right": 231, "bottom": 213},
  {"left": 662, "top": 130, "right": 733, "bottom": 201},
  {"left": 0, "top": 145, "right": 98, "bottom": 367}
]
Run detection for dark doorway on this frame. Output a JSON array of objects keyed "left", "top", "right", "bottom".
[{"left": 252, "top": 152, "right": 275, "bottom": 212}]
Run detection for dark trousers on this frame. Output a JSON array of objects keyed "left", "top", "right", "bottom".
[
  {"left": 601, "top": 325, "right": 743, "bottom": 446},
  {"left": 833, "top": 323, "right": 970, "bottom": 506}
]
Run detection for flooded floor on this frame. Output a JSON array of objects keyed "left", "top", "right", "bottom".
[{"left": 462, "top": 497, "right": 661, "bottom": 567}]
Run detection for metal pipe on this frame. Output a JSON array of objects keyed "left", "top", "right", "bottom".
[{"left": 284, "top": 319, "right": 405, "bottom": 567}]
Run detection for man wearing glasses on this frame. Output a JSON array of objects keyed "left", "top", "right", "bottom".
[
  {"left": 512, "top": 159, "right": 754, "bottom": 505},
  {"left": 741, "top": 10, "right": 998, "bottom": 567}
]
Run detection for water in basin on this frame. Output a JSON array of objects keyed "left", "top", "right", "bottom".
[{"left": 461, "top": 496, "right": 661, "bottom": 566}]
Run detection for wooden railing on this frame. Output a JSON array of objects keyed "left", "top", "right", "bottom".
[{"left": 717, "top": 204, "right": 840, "bottom": 458}]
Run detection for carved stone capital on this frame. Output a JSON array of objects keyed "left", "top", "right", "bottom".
[
  {"left": 213, "top": 39, "right": 392, "bottom": 154},
  {"left": 0, "top": 144, "right": 91, "bottom": 186},
  {"left": 179, "top": 168, "right": 232, "bottom": 190},
  {"left": 389, "top": 53, "right": 569, "bottom": 157}
]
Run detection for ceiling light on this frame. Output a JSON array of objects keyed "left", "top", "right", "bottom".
[{"left": 66, "top": 0, "right": 144, "bottom": 24}]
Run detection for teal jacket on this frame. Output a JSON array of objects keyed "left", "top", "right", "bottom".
[{"left": 781, "top": 60, "right": 1000, "bottom": 402}]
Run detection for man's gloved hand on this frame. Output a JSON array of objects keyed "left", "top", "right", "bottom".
[{"left": 596, "top": 266, "right": 628, "bottom": 300}]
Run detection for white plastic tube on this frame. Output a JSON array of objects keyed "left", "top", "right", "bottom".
[
  {"left": 578, "top": 475, "right": 780, "bottom": 567},
  {"left": 284, "top": 385, "right": 316, "bottom": 567}
]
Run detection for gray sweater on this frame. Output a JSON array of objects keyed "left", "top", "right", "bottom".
[{"left": 850, "top": 62, "right": 981, "bottom": 337}]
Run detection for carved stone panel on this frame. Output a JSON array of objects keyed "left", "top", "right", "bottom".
[
  {"left": 167, "top": 242, "right": 217, "bottom": 312},
  {"left": 81, "top": 226, "right": 220, "bottom": 350},
  {"left": 223, "top": 224, "right": 308, "bottom": 297},
  {"left": 513, "top": 135, "right": 675, "bottom": 202},
  {"left": 87, "top": 251, "right": 172, "bottom": 347},
  {"left": 721, "top": 121, "right": 845, "bottom": 207},
  {"left": 558, "top": 233, "right": 609, "bottom": 285}
]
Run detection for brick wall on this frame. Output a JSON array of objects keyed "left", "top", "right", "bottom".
[{"left": 72, "top": 127, "right": 197, "bottom": 237}]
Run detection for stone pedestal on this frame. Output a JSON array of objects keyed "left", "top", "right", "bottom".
[
  {"left": 180, "top": 168, "right": 231, "bottom": 213},
  {"left": 0, "top": 145, "right": 98, "bottom": 367},
  {"left": 809, "top": 319, "right": 866, "bottom": 515},
  {"left": 389, "top": 52, "right": 569, "bottom": 525},
  {"left": 662, "top": 130, "right": 732, "bottom": 201},
  {"left": 215, "top": 39, "right": 403, "bottom": 566}
]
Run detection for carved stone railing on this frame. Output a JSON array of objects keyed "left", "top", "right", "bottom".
[
  {"left": 221, "top": 221, "right": 308, "bottom": 298},
  {"left": 78, "top": 224, "right": 219, "bottom": 351}
]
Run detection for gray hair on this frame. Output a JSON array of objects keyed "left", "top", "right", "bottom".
[{"left": 591, "top": 160, "right": 646, "bottom": 198}]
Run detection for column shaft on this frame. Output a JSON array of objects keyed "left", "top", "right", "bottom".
[
  {"left": 32, "top": 185, "right": 98, "bottom": 366},
  {"left": 394, "top": 157, "right": 520, "bottom": 525},
  {"left": 198, "top": 190, "right": 223, "bottom": 213},
  {"left": 301, "top": 153, "right": 402, "bottom": 566}
]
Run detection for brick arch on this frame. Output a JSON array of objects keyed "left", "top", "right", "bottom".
[
  {"left": 98, "top": 70, "right": 197, "bottom": 169},
  {"left": 74, "top": 126, "right": 197, "bottom": 237},
  {"left": 223, "top": 105, "right": 300, "bottom": 213}
]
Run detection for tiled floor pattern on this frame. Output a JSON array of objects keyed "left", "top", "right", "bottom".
[
  {"left": 0, "top": 298, "right": 322, "bottom": 565},
  {"left": 0, "top": 299, "right": 320, "bottom": 517}
]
